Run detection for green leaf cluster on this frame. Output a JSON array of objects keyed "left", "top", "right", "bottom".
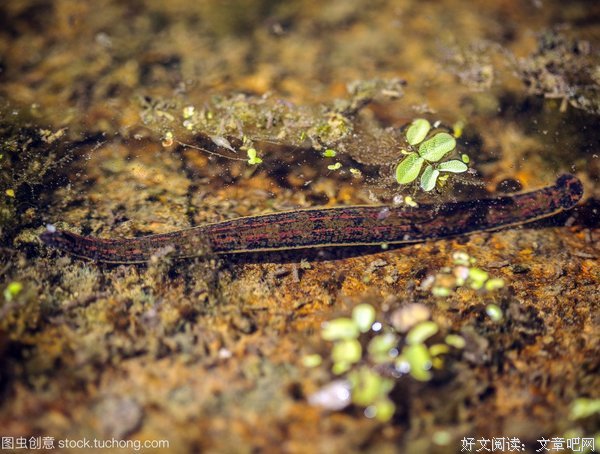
[
  {"left": 431, "top": 251, "right": 505, "bottom": 297},
  {"left": 310, "top": 303, "right": 467, "bottom": 422},
  {"left": 318, "top": 304, "right": 400, "bottom": 421},
  {"left": 246, "top": 148, "right": 263, "bottom": 165},
  {"left": 395, "top": 119, "right": 468, "bottom": 191}
]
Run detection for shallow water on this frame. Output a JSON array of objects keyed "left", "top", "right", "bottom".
[{"left": 0, "top": 1, "right": 598, "bottom": 452}]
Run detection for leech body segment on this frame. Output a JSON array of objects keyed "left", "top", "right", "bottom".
[{"left": 41, "top": 175, "right": 583, "bottom": 264}]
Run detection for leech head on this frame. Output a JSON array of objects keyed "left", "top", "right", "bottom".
[
  {"left": 38, "top": 176, "right": 584, "bottom": 263},
  {"left": 555, "top": 174, "right": 583, "bottom": 210}
]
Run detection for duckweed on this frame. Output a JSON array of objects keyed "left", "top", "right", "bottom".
[
  {"left": 395, "top": 119, "right": 467, "bottom": 191},
  {"left": 352, "top": 303, "right": 376, "bottom": 333},
  {"left": 366, "top": 398, "right": 395, "bottom": 423},
  {"left": 309, "top": 303, "right": 465, "bottom": 422},
  {"left": 406, "top": 118, "right": 431, "bottom": 146},
  {"left": 438, "top": 160, "right": 468, "bottom": 173},
  {"left": 453, "top": 120, "right": 465, "bottom": 138},
  {"left": 332, "top": 339, "right": 362, "bottom": 370},
  {"left": 349, "top": 367, "right": 394, "bottom": 408},
  {"left": 569, "top": 398, "right": 600, "bottom": 420},
  {"left": 452, "top": 251, "right": 472, "bottom": 266},
  {"left": 399, "top": 343, "right": 432, "bottom": 382},
  {"left": 302, "top": 354, "right": 323, "bottom": 368},
  {"left": 484, "top": 278, "right": 505, "bottom": 291},
  {"left": 429, "top": 344, "right": 450, "bottom": 357},
  {"left": 485, "top": 304, "right": 503, "bottom": 322},
  {"left": 395, "top": 152, "right": 424, "bottom": 184},
  {"left": 432, "top": 286, "right": 452, "bottom": 298},
  {"left": 429, "top": 252, "right": 505, "bottom": 297},
  {"left": 444, "top": 334, "right": 466, "bottom": 349},
  {"left": 367, "top": 333, "right": 398, "bottom": 363},
  {"left": 420, "top": 165, "right": 440, "bottom": 191},
  {"left": 418, "top": 133, "right": 456, "bottom": 162},
  {"left": 4, "top": 281, "right": 23, "bottom": 302},
  {"left": 406, "top": 321, "right": 439, "bottom": 345},
  {"left": 321, "top": 318, "right": 360, "bottom": 341},
  {"left": 468, "top": 268, "right": 489, "bottom": 289},
  {"left": 246, "top": 148, "right": 263, "bottom": 165},
  {"left": 403, "top": 196, "right": 418, "bottom": 208}
]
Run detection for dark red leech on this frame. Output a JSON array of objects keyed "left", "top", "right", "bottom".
[{"left": 40, "top": 175, "right": 583, "bottom": 264}]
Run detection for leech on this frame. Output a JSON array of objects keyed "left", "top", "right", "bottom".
[{"left": 40, "top": 174, "right": 583, "bottom": 264}]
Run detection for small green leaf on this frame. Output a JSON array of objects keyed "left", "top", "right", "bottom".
[
  {"left": 332, "top": 339, "right": 362, "bottom": 366},
  {"left": 452, "top": 251, "right": 471, "bottom": 265},
  {"left": 349, "top": 368, "right": 394, "bottom": 406},
  {"left": 183, "top": 105, "right": 195, "bottom": 119},
  {"left": 485, "top": 278, "right": 504, "bottom": 291},
  {"left": 406, "top": 321, "right": 439, "bottom": 345},
  {"left": 247, "top": 148, "right": 263, "bottom": 165},
  {"left": 403, "top": 196, "right": 418, "bottom": 207},
  {"left": 406, "top": 118, "right": 431, "bottom": 145},
  {"left": 373, "top": 398, "right": 395, "bottom": 422},
  {"left": 367, "top": 333, "right": 398, "bottom": 363},
  {"left": 332, "top": 362, "right": 352, "bottom": 375},
  {"left": 322, "top": 149, "right": 337, "bottom": 157},
  {"left": 468, "top": 268, "right": 489, "bottom": 289},
  {"left": 420, "top": 165, "right": 439, "bottom": 191},
  {"left": 432, "top": 286, "right": 452, "bottom": 297},
  {"left": 352, "top": 304, "right": 376, "bottom": 333},
  {"left": 429, "top": 344, "right": 449, "bottom": 356},
  {"left": 395, "top": 153, "right": 424, "bottom": 184},
  {"left": 485, "top": 304, "right": 503, "bottom": 322},
  {"left": 569, "top": 398, "right": 600, "bottom": 420},
  {"left": 322, "top": 318, "right": 359, "bottom": 341},
  {"left": 444, "top": 334, "right": 466, "bottom": 349},
  {"left": 400, "top": 343, "right": 432, "bottom": 381},
  {"left": 4, "top": 281, "right": 23, "bottom": 302},
  {"left": 302, "top": 354, "right": 323, "bottom": 368},
  {"left": 327, "top": 162, "right": 342, "bottom": 171},
  {"left": 438, "top": 160, "right": 467, "bottom": 173},
  {"left": 418, "top": 132, "right": 456, "bottom": 162},
  {"left": 452, "top": 120, "right": 464, "bottom": 138}
]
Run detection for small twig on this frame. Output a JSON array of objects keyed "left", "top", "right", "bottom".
[{"left": 175, "top": 140, "right": 247, "bottom": 161}]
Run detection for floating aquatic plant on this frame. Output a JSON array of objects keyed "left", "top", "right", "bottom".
[
  {"left": 485, "top": 304, "right": 503, "bottom": 323},
  {"left": 306, "top": 303, "right": 465, "bottom": 422},
  {"left": 321, "top": 317, "right": 360, "bottom": 341},
  {"left": 246, "top": 148, "right": 263, "bottom": 165},
  {"left": 302, "top": 252, "right": 504, "bottom": 422},
  {"left": 3, "top": 281, "right": 23, "bottom": 302},
  {"left": 352, "top": 303, "right": 376, "bottom": 333},
  {"left": 405, "top": 321, "right": 439, "bottom": 345},
  {"left": 423, "top": 251, "right": 505, "bottom": 297},
  {"left": 569, "top": 398, "right": 600, "bottom": 420},
  {"left": 395, "top": 118, "right": 468, "bottom": 191}
]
